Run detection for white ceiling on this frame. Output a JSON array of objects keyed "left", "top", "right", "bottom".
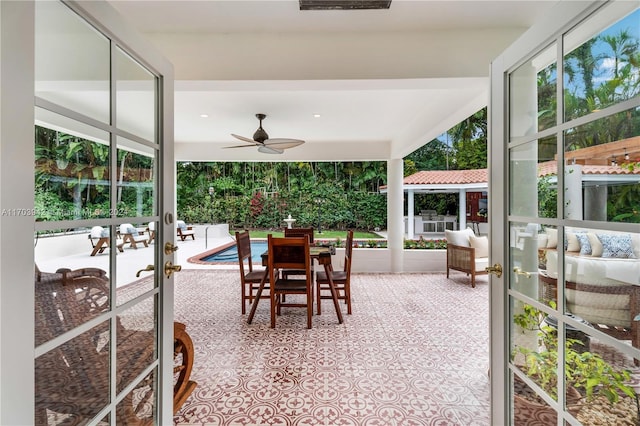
[{"left": 106, "top": 0, "right": 560, "bottom": 162}]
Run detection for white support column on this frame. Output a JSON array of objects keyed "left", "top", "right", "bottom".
[
  {"left": 387, "top": 159, "right": 404, "bottom": 273},
  {"left": 564, "top": 164, "right": 583, "bottom": 220},
  {"left": 584, "top": 185, "right": 607, "bottom": 221},
  {"left": 458, "top": 189, "right": 467, "bottom": 230},
  {"left": 407, "top": 189, "right": 414, "bottom": 240}
]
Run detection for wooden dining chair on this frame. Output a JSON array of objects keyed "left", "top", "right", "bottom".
[
  {"left": 235, "top": 230, "right": 269, "bottom": 315},
  {"left": 284, "top": 226, "right": 314, "bottom": 243},
  {"left": 316, "top": 229, "right": 354, "bottom": 315},
  {"left": 282, "top": 227, "right": 314, "bottom": 279},
  {"left": 268, "top": 234, "right": 314, "bottom": 329}
]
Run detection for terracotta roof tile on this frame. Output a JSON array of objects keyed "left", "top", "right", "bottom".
[
  {"left": 389, "top": 162, "right": 639, "bottom": 190},
  {"left": 403, "top": 168, "right": 488, "bottom": 185},
  {"left": 537, "top": 160, "right": 640, "bottom": 176}
]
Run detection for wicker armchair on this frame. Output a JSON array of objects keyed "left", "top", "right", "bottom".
[{"left": 445, "top": 228, "right": 489, "bottom": 288}]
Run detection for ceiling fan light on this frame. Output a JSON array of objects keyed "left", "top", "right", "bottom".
[{"left": 258, "top": 145, "right": 283, "bottom": 154}]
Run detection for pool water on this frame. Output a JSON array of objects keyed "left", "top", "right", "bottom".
[{"left": 201, "top": 241, "right": 268, "bottom": 263}]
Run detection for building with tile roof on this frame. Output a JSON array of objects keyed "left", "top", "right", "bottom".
[{"left": 381, "top": 161, "right": 639, "bottom": 239}]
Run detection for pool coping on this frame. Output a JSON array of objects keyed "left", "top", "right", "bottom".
[
  {"left": 186, "top": 239, "right": 270, "bottom": 265},
  {"left": 186, "top": 240, "right": 238, "bottom": 265}
]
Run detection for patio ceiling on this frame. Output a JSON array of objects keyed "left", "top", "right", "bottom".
[{"left": 104, "top": 0, "right": 560, "bottom": 162}]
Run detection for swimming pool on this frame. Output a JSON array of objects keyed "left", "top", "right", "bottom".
[{"left": 200, "top": 241, "right": 268, "bottom": 263}]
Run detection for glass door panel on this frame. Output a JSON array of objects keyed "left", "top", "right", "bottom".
[
  {"left": 34, "top": 1, "right": 165, "bottom": 424},
  {"left": 116, "top": 295, "right": 157, "bottom": 395},
  {"left": 115, "top": 137, "right": 156, "bottom": 218},
  {"left": 509, "top": 136, "right": 558, "bottom": 218},
  {"left": 115, "top": 137, "right": 157, "bottom": 306},
  {"left": 34, "top": 108, "right": 111, "bottom": 222},
  {"left": 563, "top": 107, "right": 640, "bottom": 222},
  {"left": 563, "top": 8, "right": 640, "bottom": 122},
  {"left": 35, "top": 321, "right": 111, "bottom": 424},
  {"left": 505, "top": 5, "right": 640, "bottom": 424},
  {"left": 35, "top": 1, "right": 110, "bottom": 124},
  {"left": 115, "top": 47, "right": 156, "bottom": 142},
  {"left": 509, "top": 43, "right": 557, "bottom": 138}
]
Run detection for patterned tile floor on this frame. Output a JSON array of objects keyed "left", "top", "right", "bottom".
[{"left": 173, "top": 270, "right": 490, "bottom": 426}]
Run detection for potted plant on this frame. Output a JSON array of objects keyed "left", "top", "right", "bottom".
[{"left": 512, "top": 302, "right": 638, "bottom": 423}]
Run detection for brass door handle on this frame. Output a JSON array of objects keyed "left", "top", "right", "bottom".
[
  {"left": 136, "top": 264, "right": 154, "bottom": 277},
  {"left": 485, "top": 263, "right": 503, "bottom": 278},
  {"left": 165, "top": 242, "right": 179, "bottom": 255},
  {"left": 513, "top": 267, "right": 531, "bottom": 278},
  {"left": 164, "top": 261, "right": 182, "bottom": 278}
]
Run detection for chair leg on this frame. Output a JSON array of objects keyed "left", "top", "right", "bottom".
[
  {"left": 241, "top": 282, "right": 246, "bottom": 315},
  {"left": 316, "top": 284, "right": 322, "bottom": 315},
  {"left": 270, "top": 292, "right": 277, "bottom": 328},
  {"left": 307, "top": 290, "right": 313, "bottom": 329}
]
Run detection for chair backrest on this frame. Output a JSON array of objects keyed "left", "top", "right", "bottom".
[
  {"left": 148, "top": 222, "right": 155, "bottom": 231},
  {"left": 235, "top": 230, "right": 253, "bottom": 272},
  {"left": 284, "top": 227, "right": 314, "bottom": 244},
  {"left": 268, "top": 235, "right": 310, "bottom": 275},
  {"left": 344, "top": 230, "right": 354, "bottom": 272}
]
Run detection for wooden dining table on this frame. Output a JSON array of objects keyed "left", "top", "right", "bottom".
[{"left": 246, "top": 246, "right": 344, "bottom": 325}]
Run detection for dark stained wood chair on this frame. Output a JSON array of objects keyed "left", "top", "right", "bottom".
[
  {"left": 268, "top": 234, "right": 314, "bottom": 329},
  {"left": 284, "top": 226, "right": 315, "bottom": 244},
  {"left": 316, "top": 229, "right": 354, "bottom": 315},
  {"left": 235, "top": 230, "right": 269, "bottom": 314},
  {"left": 282, "top": 227, "right": 315, "bottom": 279}
]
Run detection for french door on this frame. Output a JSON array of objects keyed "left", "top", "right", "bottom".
[
  {"left": 490, "top": 1, "right": 640, "bottom": 424},
  {"left": 1, "top": 1, "right": 174, "bottom": 424}
]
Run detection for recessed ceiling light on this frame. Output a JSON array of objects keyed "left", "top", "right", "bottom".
[
  {"left": 313, "top": 114, "right": 321, "bottom": 118},
  {"left": 200, "top": 114, "right": 209, "bottom": 118}
]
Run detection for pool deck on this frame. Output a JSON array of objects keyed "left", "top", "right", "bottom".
[
  {"left": 34, "top": 225, "right": 449, "bottom": 285},
  {"left": 35, "top": 225, "right": 238, "bottom": 287}
]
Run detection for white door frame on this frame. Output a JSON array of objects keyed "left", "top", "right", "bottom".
[
  {"left": 0, "top": 1, "right": 175, "bottom": 423},
  {"left": 488, "top": 1, "right": 630, "bottom": 424}
]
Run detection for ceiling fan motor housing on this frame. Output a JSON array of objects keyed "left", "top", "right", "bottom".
[{"left": 253, "top": 113, "right": 269, "bottom": 142}]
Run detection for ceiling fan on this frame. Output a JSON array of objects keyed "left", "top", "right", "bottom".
[{"left": 225, "top": 113, "right": 305, "bottom": 154}]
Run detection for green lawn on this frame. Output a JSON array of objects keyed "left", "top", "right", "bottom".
[{"left": 233, "top": 229, "right": 382, "bottom": 239}]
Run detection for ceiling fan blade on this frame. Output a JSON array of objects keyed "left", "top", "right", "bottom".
[
  {"left": 231, "top": 134, "right": 259, "bottom": 144},
  {"left": 258, "top": 145, "right": 284, "bottom": 154},
  {"left": 263, "top": 138, "right": 305, "bottom": 149},
  {"left": 223, "top": 144, "right": 259, "bottom": 149}
]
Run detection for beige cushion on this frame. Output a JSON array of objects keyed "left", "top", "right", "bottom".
[
  {"left": 546, "top": 228, "right": 558, "bottom": 248},
  {"left": 566, "top": 232, "right": 580, "bottom": 252},
  {"left": 469, "top": 235, "right": 489, "bottom": 258},
  {"left": 445, "top": 228, "right": 475, "bottom": 247},
  {"left": 587, "top": 232, "right": 603, "bottom": 257}
]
